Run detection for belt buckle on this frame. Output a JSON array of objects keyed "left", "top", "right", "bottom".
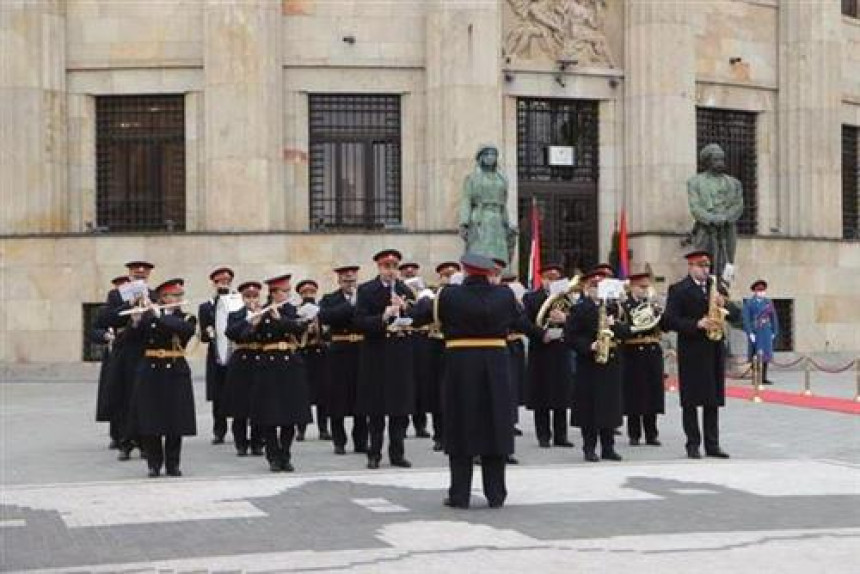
[
  {"left": 350, "top": 334, "right": 360, "bottom": 343},
  {"left": 155, "top": 349, "right": 167, "bottom": 359}
]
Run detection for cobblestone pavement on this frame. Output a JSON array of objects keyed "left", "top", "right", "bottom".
[{"left": 1, "top": 372, "right": 858, "bottom": 573}]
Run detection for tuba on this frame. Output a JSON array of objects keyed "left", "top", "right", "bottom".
[
  {"left": 706, "top": 275, "right": 729, "bottom": 341},
  {"left": 535, "top": 275, "right": 582, "bottom": 329}
]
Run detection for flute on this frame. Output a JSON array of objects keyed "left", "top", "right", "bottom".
[{"left": 118, "top": 300, "right": 187, "bottom": 316}]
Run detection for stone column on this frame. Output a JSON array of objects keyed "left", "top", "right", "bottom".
[
  {"left": 624, "top": 0, "right": 696, "bottom": 233},
  {"left": 203, "top": 0, "right": 283, "bottom": 231},
  {"left": 777, "top": 1, "right": 842, "bottom": 238},
  {"left": 0, "top": 0, "right": 67, "bottom": 233},
  {"left": 423, "top": 0, "right": 503, "bottom": 231}
]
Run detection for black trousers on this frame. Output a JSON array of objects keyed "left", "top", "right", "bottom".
[
  {"left": 534, "top": 408, "right": 569, "bottom": 443},
  {"left": 142, "top": 435, "right": 181, "bottom": 471},
  {"left": 212, "top": 396, "right": 227, "bottom": 439},
  {"left": 412, "top": 412, "right": 428, "bottom": 433},
  {"left": 264, "top": 426, "right": 295, "bottom": 463},
  {"left": 331, "top": 415, "right": 369, "bottom": 450},
  {"left": 627, "top": 414, "right": 659, "bottom": 441},
  {"left": 448, "top": 455, "right": 506, "bottom": 507},
  {"left": 682, "top": 406, "right": 720, "bottom": 451},
  {"left": 298, "top": 406, "right": 329, "bottom": 436},
  {"left": 581, "top": 427, "right": 615, "bottom": 455},
  {"left": 431, "top": 412, "right": 444, "bottom": 442},
  {"left": 108, "top": 420, "right": 121, "bottom": 442},
  {"left": 232, "top": 418, "right": 263, "bottom": 451},
  {"left": 368, "top": 415, "right": 408, "bottom": 461}
]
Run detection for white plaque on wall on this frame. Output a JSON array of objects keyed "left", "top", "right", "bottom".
[{"left": 548, "top": 146, "right": 575, "bottom": 166}]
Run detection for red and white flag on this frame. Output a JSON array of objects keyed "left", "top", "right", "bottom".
[{"left": 527, "top": 198, "right": 542, "bottom": 291}]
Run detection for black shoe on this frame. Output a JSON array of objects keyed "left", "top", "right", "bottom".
[
  {"left": 269, "top": 460, "right": 282, "bottom": 472},
  {"left": 646, "top": 438, "right": 662, "bottom": 446},
  {"left": 117, "top": 449, "right": 131, "bottom": 461},
  {"left": 367, "top": 456, "right": 381, "bottom": 469},
  {"left": 147, "top": 467, "right": 160, "bottom": 478},
  {"left": 584, "top": 452, "right": 600, "bottom": 462},
  {"left": 319, "top": 430, "right": 332, "bottom": 441},
  {"left": 686, "top": 446, "right": 702, "bottom": 459},
  {"left": 432, "top": 440, "right": 444, "bottom": 452},
  {"left": 443, "top": 497, "right": 469, "bottom": 509},
  {"left": 601, "top": 451, "right": 623, "bottom": 461},
  {"left": 282, "top": 461, "right": 295, "bottom": 472},
  {"left": 251, "top": 446, "right": 265, "bottom": 457},
  {"left": 553, "top": 440, "right": 574, "bottom": 448},
  {"left": 629, "top": 437, "right": 641, "bottom": 446},
  {"left": 513, "top": 427, "right": 523, "bottom": 436},
  {"left": 108, "top": 439, "right": 119, "bottom": 450},
  {"left": 705, "top": 448, "right": 730, "bottom": 459},
  {"left": 165, "top": 467, "right": 182, "bottom": 477},
  {"left": 506, "top": 455, "right": 519, "bottom": 464},
  {"left": 488, "top": 499, "right": 505, "bottom": 509},
  {"left": 334, "top": 445, "right": 347, "bottom": 455},
  {"left": 415, "top": 429, "right": 431, "bottom": 438},
  {"left": 538, "top": 440, "right": 551, "bottom": 448},
  {"left": 211, "top": 436, "right": 225, "bottom": 445},
  {"left": 762, "top": 380, "right": 774, "bottom": 386},
  {"left": 390, "top": 458, "right": 412, "bottom": 468},
  {"left": 236, "top": 447, "right": 248, "bottom": 457}
]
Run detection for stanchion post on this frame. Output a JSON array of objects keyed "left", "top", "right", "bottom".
[
  {"left": 751, "top": 352, "right": 763, "bottom": 403},
  {"left": 802, "top": 356, "right": 813, "bottom": 397}
]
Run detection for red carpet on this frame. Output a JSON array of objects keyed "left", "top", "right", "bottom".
[{"left": 665, "top": 377, "right": 860, "bottom": 415}]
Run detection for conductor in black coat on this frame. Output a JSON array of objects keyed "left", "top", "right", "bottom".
[
  {"left": 94, "top": 260, "right": 156, "bottom": 461},
  {"left": 127, "top": 279, "right": 197, "bottom": 477},
  {"left": 411, "top": 253, "right": 520, "bottom": 509},
  {"left": 663, "top": 250, "right": 737, "bottom": 459},
  {"left": 318, "top": 265, "right": 369, "bottom": 455},
  {"left": 198, "top": 266, "right": 236, "bottom": 445},
  {"left": 566, "top": 269, "right": 631, "bottom": 462},
  {"left": 354, "top": 249, "right": 417, "bottom": 470},
  {"left": 523, "top": 264, "right": 575, "bottom": 448}
]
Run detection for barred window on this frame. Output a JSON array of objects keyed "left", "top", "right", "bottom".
[
  {"left": 309, "top": 94, "right": 402, "bottom": 230},
  {"left": 843, "top": 125, "right": 859, "bottom": 240},
  {"left": 844, "top": 0, "right": 859, "bottom": 18},
  {"left": 696, "top": 108, "right": 758, "bottom": 235},
  {"left": 96, "top": 95, "right": 185, "bottom": 232},
  {"left": 82, "top": 303, "right": 105, "bottom": 362},
  {"left": 773, "top": 299, "right": 794, "bottom": 353}
]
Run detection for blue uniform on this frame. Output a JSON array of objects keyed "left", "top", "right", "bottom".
[{"left": 742, "top": 296, "right": 779, "bottom": 362}]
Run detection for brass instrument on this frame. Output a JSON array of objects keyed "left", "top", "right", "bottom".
[
  {"left": 705, "top": 275, "right": 729, "bottom": 341},
  {"left": 627, "top": 286, "right": 664, "bottom": 334},
  {"left": 594, "top": 299, "right": 616, "bottom": 364},
  {"left": 535, "top": 275, "right": 582, "bottom": 329}
]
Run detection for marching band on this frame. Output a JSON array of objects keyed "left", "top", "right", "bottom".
[{"left": 93, "top": 249, "right": 738, "bottom": 508}]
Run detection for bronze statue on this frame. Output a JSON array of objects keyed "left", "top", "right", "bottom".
[
  {"left": 687, "top": 143, "right": 744, "bottom": 281},
  {"left": 459, "top": 144, "right": 517, "bottom": 265}
]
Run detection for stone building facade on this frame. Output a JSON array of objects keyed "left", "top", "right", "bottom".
[{"left": 1, "top": 0, "right": 859, "bottom": 364}]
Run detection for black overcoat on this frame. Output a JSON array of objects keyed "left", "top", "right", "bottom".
[
  {"left": 198, "top": 298, "right": 229, "bottom": 402},
  {"left": 319, "top": 290, "right": 362, "bottom": 417},
  {"left": 523, "top": 289, "right": 574, "bottom": 409},
  {"left": 620, "top": 298, "right": 666, "bottom": 416},
  {"left": 223, "top": 307, "right": 261, "bottom": 418}
]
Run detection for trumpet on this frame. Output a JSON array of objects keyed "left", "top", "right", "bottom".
[{"left": 118, "top": 300, "right": 187, "bottom": 316}]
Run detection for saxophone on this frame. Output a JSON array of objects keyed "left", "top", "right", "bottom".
[
  {"left": 705, "top": 275, "right": 729, "bottom": 342},
  {"left": 594, "top": 300, "right": 616, "bottom": 364}
]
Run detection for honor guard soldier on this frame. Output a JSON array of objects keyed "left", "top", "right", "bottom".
[
  {"left": 743, "top": 279, "right": 779, "bottom": 385},
  {"left": 296, "top": 279, "right": 331, "bottom": 441},
  {"left": 566, "top": 268, "right": 631, "bottom": 462},
  {"left": 410, "top": 253, "right": 521, "bottom": 509},
  {"left": 92, "top": 275, "right": 130, "bottom": 449},
  {"left": 198, "top": 267, "right": 237, "bottom": 445},
  {"left": 128, "top": 279, "right": 197, "bottom": 477},
  {"left": 501, "top": 272, "right": 527, "bottom": 437},
  {"left": 319, "top": 265, "right": 369, "bottom": 455},
  {"left": 354, "top": 249, "right": 417, "bottom": 469},
  {"left": 95, "top": 260, "right": 157, "bottom": 461},
  {"left": 621, "top": 272, "right": 665, "bottom": 446},
  {"left": 664, "top": 251, "right": 737, "bottom": 459},
  {"left": 243, "top": 275, "right": 313, "bottom": 472},
  {"left": 400, "top": 262, "right": 432, "bottom": 439},
  {"left": 223, "top": 281, "right": 266, "bottom": 457},
  {"left": 523, "top": 264, "right": 575, "bottom": 448}
]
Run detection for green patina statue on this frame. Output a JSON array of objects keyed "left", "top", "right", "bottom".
[
  {"left": 459, "top": 144, "right": 518, "bottom": 265},
  {"left": 687, "top": 143, "right": 744, "bottom": 280}
]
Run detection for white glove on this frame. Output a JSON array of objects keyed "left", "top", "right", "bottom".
[{"left": 749, "top": 334, "right": 756, "bottom": 343}]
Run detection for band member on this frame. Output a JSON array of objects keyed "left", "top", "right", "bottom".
[
  {"left": 198, "top": 267, "right": 236, "bottom": 444},
  {"left": 743, "top": 279, "right": 779, "bottom": 385},
  {"left": 410, "top": 253, "right": 520, "bottom": 509},
  {"left": 92, "top": 275, "right": 130, "bottom": 449},
  {"left": 354, "top": 249, "right": 417, "bottom": 469},
  {"left": 296, "top": 279, "right": 331, "bottom": 440},
  {"left": 223, "top": 281, "right": 266, "bottom": 457},
  {"left": 621, "top": 272, "right": 665, "bottom": 446},
  {"left": 566, "top": 268, "right": 630, "bottom": 462},
  {"left": 501, "top": 272, "right": 527, "bottom": 437},
  {"left": 94, "top": 260, "right": 156, "bottom": 461},
  {"left": 242, "top": 274, "right": 313, "bottom": 472},
  {"left": 523, "top": 264, "right": 574, "bottom": 448},
  {"left": 663, "top": 250, "right": 737, "bottom": 459},
  {"left": 128, "top": 279, "right": 197, "bottom": 477},
  {"left": 400, "top": 261, "right": 432, "bottom": 439},
  {"left": 319, "top": 265, "right": 369, "bottom": 455}
]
